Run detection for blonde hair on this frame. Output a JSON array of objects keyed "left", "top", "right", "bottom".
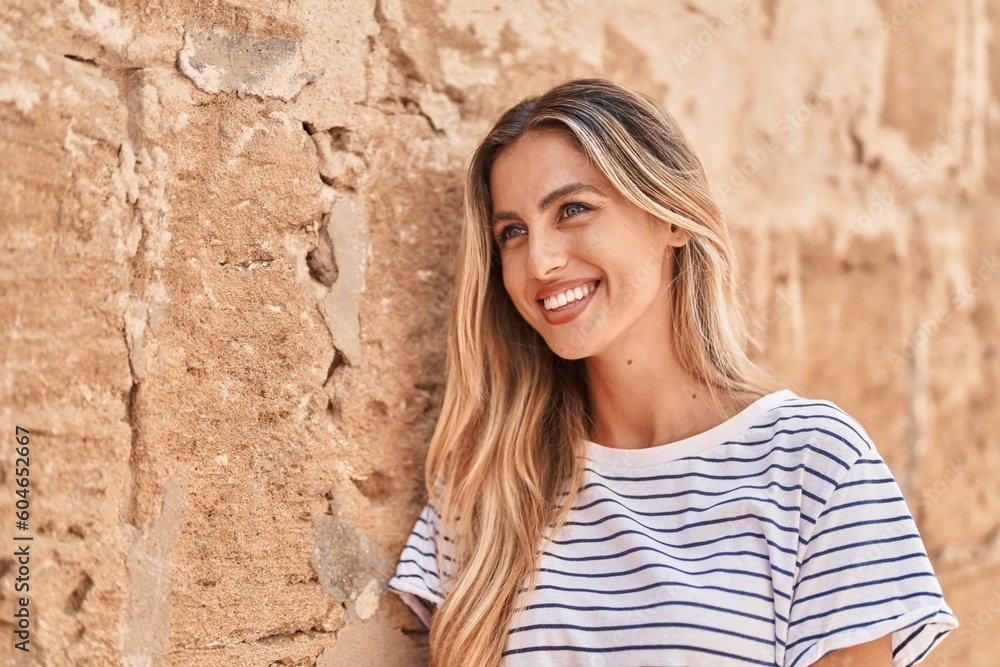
[{"left": 424, "top": 78, "right": 774, "bottom": 666}]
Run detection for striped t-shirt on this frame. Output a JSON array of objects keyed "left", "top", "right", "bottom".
[{"left": 389, "top": 389, "right": 959, "bottom": 666}]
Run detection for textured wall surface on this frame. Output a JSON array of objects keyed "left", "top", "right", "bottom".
[{"left": 1, "top": 0, "right": 998, "bottom": 664}]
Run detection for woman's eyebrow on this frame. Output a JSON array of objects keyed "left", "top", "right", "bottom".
[{"left": 490, "top": 182, "right": 608, "bottom": 227}]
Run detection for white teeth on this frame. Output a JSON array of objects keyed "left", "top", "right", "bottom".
[{"left": 543, "top": 281, "right": 597, "bottom": 311}]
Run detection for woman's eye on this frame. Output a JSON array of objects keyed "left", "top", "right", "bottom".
[
  {"left": 563, "top": 203, "right": 589, "bottom": 217},
  {"left": 497, "top": 225, "right": 523, "bottom": 244}
]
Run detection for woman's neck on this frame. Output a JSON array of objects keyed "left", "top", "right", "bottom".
[{"left": 584, "top": 344, "right": 755, "bottom": 450}]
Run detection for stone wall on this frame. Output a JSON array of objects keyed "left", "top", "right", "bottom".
[{"left": 1, "top": 0, "right": 997, "bottom": 664}]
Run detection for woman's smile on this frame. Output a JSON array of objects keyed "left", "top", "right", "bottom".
[{"left": 537, "top": 279, "right": 600, "bottom": 324}]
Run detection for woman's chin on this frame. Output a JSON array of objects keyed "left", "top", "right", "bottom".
[{"left": 542, "top": 337, "right": 594, "bottom": 361}]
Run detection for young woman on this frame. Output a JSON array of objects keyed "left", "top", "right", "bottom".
[{"left": 388, "top": 79, "right": 958, "bottom": 666}]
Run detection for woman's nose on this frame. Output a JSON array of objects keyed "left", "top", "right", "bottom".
[{"left": 525, "top": 227, "right": 568, "bottom": 279}]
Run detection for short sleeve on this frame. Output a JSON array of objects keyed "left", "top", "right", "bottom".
[
  {"left": 388, "top": 501, "right": 449, "bottom": 629},
  {"left": 784, "top": 446, "right": 959, "bottom": 667}
]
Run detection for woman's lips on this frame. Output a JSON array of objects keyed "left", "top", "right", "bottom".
[{"left": 538, "top": 280, "right": 599, "bottom": 325}]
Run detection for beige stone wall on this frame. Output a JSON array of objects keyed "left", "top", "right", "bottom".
[{"left": 0, "top": 0, "right": 997, "bottom": 664}]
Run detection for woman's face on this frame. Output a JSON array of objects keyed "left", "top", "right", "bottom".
[{"left": 489, "top": 130, "right": 689, "bottom": 360}]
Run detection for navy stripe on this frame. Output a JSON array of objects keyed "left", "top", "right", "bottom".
[
  {"left": 906, "top": 628, "right": 952, "bottom": 666},
  {"left": 546, "top": 543, "right": 772, "bottom": 566},
  {"left": 759, "top": 427, "right": 865, "bottom": 458},
  {"left": 399, "top": 544, "right": 453, "bottom": 563},
  {"left": 796, "top": 551, "right": 928, "bottom": 585},
  {"left": 395, "top": 557, "right": 439, "bottom": 578},
  {"left": 771, "top": 401, "right": 864, "bottom": 430},
  {"left": 792, "top": 571, "right": 937, "bottom": 606},
  {"left": 571, "top": 490, "right": 807, "bottom": 521},
  {"left": 531, "top": 576, "right": 783, "bottom": 604},
  {"left": 502, "top": 642, "right": 774, "bottom": 665},
  {"left": 892, "top": 621, "right": 927, "bottom": 657},
  {"left": 817, "top": 494, "right": 907, "bottom": 518},
  {"left": 585, "top": 461, "right": 839, "bottom": 486},
  {"left": 788, "top": 607, "right": 941, "bottom": 665},
  {"left": 563, "top": 510, "right": 800, "bottom": 536},
  {"left": 509, "top": 619, "right": 774, "bottom": 646},
  {"left": 392, "top": 569, "right": 435, "bottom": 582},
  {"left": 538, "top": 559, "right": 778, "bottom": 584},
  {"left": 573, "top": 478, "right": 827, "bottom": 506},
  {"left": 749, "top": 410, "right": 872, "bottom": 447},
  {"left": 788, "top": 591, "right": 941, "bottom": 628},
  {"left": 516, "top": 598, "right": 775, "bottom": 625},
  {"left": 552, "top": 527, "right": 799, "bottom": 556},
  {"left": 803, "top": 514, "right": 913, "bottom": 547},
  {"left": 387, "top": 574, "right": 445, "bottom": 600},
  {"left": 688, "top": 442, "right": 851, "bottom": 470},
  {"left": 839, "top": 476, "right": 897, "bottom": 489},
  {"left": 558, "top": 510, "right": 799, "bottom": 546},
  {"left": 798, "top": 532, "right": 922, "bottom": 569}
]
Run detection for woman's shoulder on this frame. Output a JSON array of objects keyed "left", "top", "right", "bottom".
[{"left": 751, "top": 389, "right": 878, "bottom": 476}]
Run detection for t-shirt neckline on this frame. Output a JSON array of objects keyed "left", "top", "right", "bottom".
[{"left": 581, "top": 389, "right": 796, "bottom": 468}]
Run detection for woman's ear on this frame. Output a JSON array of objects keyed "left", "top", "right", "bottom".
[
  {"left": 647, "top": 212, "right": 691, "bottom": 249},
  {"left": 665, "top": 222, "right": 691, "bottom": 248}
]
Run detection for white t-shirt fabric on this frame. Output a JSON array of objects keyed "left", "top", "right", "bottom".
[{"left": 388, "top": 389, "right": 959, "bottom": 666}]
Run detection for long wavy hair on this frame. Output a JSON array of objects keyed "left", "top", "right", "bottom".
[{"left": 424, "top": 78, "right": 775, "bottom": 666}]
